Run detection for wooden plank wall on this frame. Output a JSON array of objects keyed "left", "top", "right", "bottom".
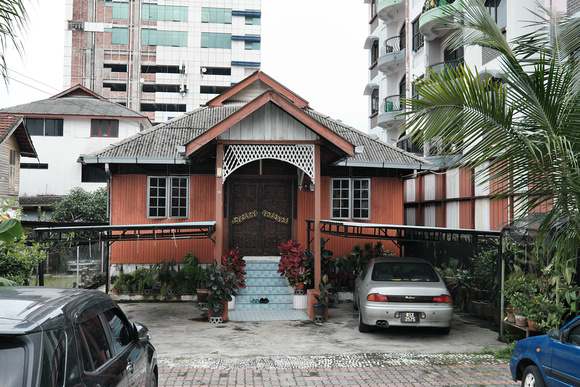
[
  {"left": 110, "top": 174, "right": 216, "bottom": 264},
  {"left": 296, "top": 176, "right": 403, "bottom": 258},
  {"left": 0, "top": 136, "right": 19, "bottom": 201}
]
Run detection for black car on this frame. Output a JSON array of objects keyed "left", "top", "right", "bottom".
[{"left": 0, "top": 287, "right": 157, "bottom": 387}]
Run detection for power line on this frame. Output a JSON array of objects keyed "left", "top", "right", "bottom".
[{"left": 7, "top": 68, "right": 62, "bottom": 93}]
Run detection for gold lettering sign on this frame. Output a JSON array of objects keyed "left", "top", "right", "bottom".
[
  {"left": 262, "top": 210, "right": 289, "bottom": 224},
  {"left": 231, "top": 210, "right": 258, "bottom": 225}
]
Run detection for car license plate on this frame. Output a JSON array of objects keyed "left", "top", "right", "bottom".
[{"left": 400, "top": 312, "right": 419, "bottom": 323}]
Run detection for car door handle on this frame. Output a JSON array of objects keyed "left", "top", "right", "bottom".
[{"left": 126, "top": 361, "right": 134, "bottom": 374}]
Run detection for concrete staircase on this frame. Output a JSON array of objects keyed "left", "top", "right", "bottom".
[{"left": 236, "top": 257, "right": 293, "bottom": 310}]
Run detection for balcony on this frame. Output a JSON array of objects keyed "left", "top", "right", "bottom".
[
  {"left": 377, "top": 36, "right": 406, "bottom": 75},
  {"left": 419, "top": 0, "right": 460, "bottom": 41},
  {"left": 377, "top": 0, "right": 405, "bottom": 24},
  {"left": 378, "top": 94, "right": 405, "bottom": 128},
  {"left": 426, "top": 59, "right": 464, "bottom": 79}
]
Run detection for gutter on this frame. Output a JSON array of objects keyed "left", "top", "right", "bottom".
[{"left": 80, "top": 156, "right": 189, "bottom": 165}]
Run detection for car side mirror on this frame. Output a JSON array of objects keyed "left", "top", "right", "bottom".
[
  {"left": 548, "top": 329, "right": 562, "bottom": 342},
  {"left": 134, "top": 322, "right": 151, "bottom": 342}
]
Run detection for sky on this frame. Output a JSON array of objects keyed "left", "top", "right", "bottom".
[{"left": 0, "top": 0, "right": 370, "bottom": 132}]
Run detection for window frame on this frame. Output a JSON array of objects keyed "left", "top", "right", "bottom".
[
  {"left": 330, "top": 178, "right": 371, "bottom": 220},
  {"left": 147, "top": 176, "right": 189, "bottom": 219},
  {"left": 91, "top": 119, "right": 119, "bottom": 138},
  {"left": 26, "top": 118, "right": 64, "bottom": 136},
  {"left": 412, "top": 17, "right": 424, "bottom": 52}
]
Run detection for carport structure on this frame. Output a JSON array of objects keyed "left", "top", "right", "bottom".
[
  {"left": 306, "top": 219, "right": 505, "bottom": 325},
  {"left": 34, "top": 221, "right": 216, "bottom": 289}
]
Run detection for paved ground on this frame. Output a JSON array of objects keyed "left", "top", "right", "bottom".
[{"left": 119, "top": 301, "right": 519, "bottom": 386}]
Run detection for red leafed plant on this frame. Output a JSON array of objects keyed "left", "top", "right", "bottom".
[
  {"left": 221, "top": 248, "right": 246, "bottom": 289},
  {"left": 277, "top": 240, "right": 308, "bottom": 287}
]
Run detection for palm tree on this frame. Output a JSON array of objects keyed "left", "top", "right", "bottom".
[
  {"left": 402, "top": 0, "right": 580, "bottom": 282},
  {"left": 0, "top": 0, "right": 28, "bottom": 84}
]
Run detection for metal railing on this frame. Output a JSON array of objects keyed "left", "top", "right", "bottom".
[
  {"left": 422, "top": 0, "right": 455, "bottom": 13},
  {"left": 426, "top": 59, "right": 464, "bottom": 78},
  {"left": 381, "top": 94, "right": 405, "bottom": 113},
  {"left": 382, "top": 35, "right": 405, "bottom": 56}
]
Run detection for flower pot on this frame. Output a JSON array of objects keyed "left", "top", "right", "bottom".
[
  {"left": 515, "top": 314, "right": 528, "bottom": 327},
  {"left": 528, "top": 320, "right": 538, "bottom": 330},
  {"left": 196, "top": 289, "right": 208, "bottom": 304},
  {"left": 208, "top": 301, "right": 228, "bottom": 323},
  {"left": 312, "top": 303, "right": 326, "bottom": 322},
  {"left": 471, "top": 300, "right": 483, "bottom": 317},
  {"left": 507, "top": 312, "right": 516, "bottom": 323},
  {"left": 296, "top": 282, "right": 305, "bottom": 291},
  {"left": 228, "top": 295, "right": 236, "bottom": 310}
]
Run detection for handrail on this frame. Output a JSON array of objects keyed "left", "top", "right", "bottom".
[
  {"left": 426, "top": 59, "right": 463, "bottom": 76},
  {"left": 382, "top": 35, "right": 405, "bottom": 56},
  {"left": 422, "top": 0, "right": 455, "bottom": 13},
  {"left": 381, "top": 94, "right": 405, "bottom": 113}
]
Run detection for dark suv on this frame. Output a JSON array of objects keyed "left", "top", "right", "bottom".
[{"left": 0, "top": 287, "right": 157, "bottom": 387}]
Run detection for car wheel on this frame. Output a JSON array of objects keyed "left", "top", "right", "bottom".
[
  {"left": 437, "top": 326, "right": 451, "bottom": 335},
  {"left": 149, "top": 372, "right": 158, "bottom": 387},
  {"left": 358, "top": 310, "right": 371, "bottom": 333},
  {"left": 521, "top": 365, "right": 545, "bottom": 387}
]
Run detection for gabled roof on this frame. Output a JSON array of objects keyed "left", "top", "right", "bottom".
[
  {"left": 0, "top": 115, "right": 37, "bottom": 158},
  {"left": 205, "top": 71, "right": 309, "bottom": 108},
  {"left": 81, "top": 71, "right": 433, "bottom": 170},
  {"left": 0, "top": 84, "right": 150, "bottom": 121}
]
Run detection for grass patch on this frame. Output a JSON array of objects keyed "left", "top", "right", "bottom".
[{"left": 41, "top": 275, "right": 76, "bottom": 288}]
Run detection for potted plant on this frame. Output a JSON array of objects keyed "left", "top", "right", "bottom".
[
  {"left": 293, "top": 266, "right": 311, "bottom": 291},
  {"left": 221, "top": 249, "right": 246, "bottom": 309},
  {"left": 205, "top": 258, "right": 238, "bottom": 323},
  {"left": 312, "top": 274, "right": 336, "bottom": 322},
  {"left": 277, "top": 240, "right": 308, "bottom": 287}
]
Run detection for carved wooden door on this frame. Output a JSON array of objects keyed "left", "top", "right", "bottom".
[{"left": 229, "top": 179, "right": 292, "bottom": 256}]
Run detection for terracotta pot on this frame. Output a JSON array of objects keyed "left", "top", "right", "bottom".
[
  {"left": 296, "top": 282, "right": 305, "bottom": 290},
  {"left": 528, "top": 319, "right": 538, "bottom": 331}
]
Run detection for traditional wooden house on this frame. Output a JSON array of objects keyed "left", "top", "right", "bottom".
[
  {"left": 80, "top": 71, "right": 433, "bottom": 284},
  {"left": 0, "top": 115, "right": 37, "bottom": 203}
]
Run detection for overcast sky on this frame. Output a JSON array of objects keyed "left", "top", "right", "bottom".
[{"left": 0, "top": 0, "right": 370, "bottom": 131}]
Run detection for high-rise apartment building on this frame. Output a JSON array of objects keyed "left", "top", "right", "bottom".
[
  {"left": 64, "top": 0, "right": 261, "bottom": 123},
  {"left": 364, "top": 0, "right": 576, "bottom": 231}
]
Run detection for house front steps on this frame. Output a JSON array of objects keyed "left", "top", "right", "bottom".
[{"left": 235, "top": 257, "right": 294, "bottom": 311}]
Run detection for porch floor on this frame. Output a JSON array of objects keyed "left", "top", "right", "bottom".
[{"left": 228, "top": 309, "right": 309, "bottom": 322}]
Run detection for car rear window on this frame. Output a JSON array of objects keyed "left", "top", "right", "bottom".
[
  {"left": 0, "top": 337, "right": 26, "bottom": 386},
  {"left": 372, "top": 262, "right": 439, "bottom": 282}
]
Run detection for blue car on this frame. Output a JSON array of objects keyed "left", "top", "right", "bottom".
[{"left": 510, "top": 315, "right": 580, "bottom": 386}]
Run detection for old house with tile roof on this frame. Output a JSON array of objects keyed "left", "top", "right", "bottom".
[
  {"left": 80, "top": 71, "right": 434, "bottom": 285},
  {"left": 0, "top": 85, "right": 152, "bottom": 218}
]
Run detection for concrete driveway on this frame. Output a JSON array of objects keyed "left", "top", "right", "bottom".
[{"left": 120, "top": 300, "right": 508, "bottom": 366}]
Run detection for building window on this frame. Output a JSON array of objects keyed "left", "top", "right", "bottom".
[
  {"left": 201, "top": 8, "right": 232, "bottom": 24},
  {"left": 142, "top": 29, "right": 188, "bottom": 47},
  {"left": 245, "top": 41, "right": 260, "bottom": 50},
  {"left": 371, "top": 40, "right": 379, "bottom": 65},
  {"left": 26, "top": 118, "right": 63, "bottom": 136},
  {"left": 201, "top": 32, "right": 232, "bottom": 49},
  {"left": 106, "top": 3, "right": 129, "bottom": 20},
  {"left": 370, "top": 0, "right": 377, "bottom": 19},
  {"left": 82, "top": 165, "right": 107, "bottom": 183},
  {"left": 200, "top": 85, "right": 230, "bottom": 94},
  {"left": 148, "top": 176, "right": 189, "bottom": 219},
  {"left": 245, "top": 16, "right": 260, "bottom": 25},
  {"left": 331, "top": 178, "right": 371, "bottom": 220},
  {"left": 412, "top": 18, "right": 424, "bottom": 51},
  {"left": 200, "top": 67, "right": 231, "bottom": 76},
  {"left": 371, "top": 89, "right": 379, "bottom": 115},
  {"left": 9, "top": 150, "right": 16, "bottom": 189},
  {"left": 21, "top": 163, "right": 48, "bottom": 169},
  {"left": 91, "top": 119, "right": 118, "bottom": 137},
  {"left": 143, "top": 4, "right": 188, "bottom": 22},
  {"left": 485, "top": 0, "right": 506, "bottom": 29}
]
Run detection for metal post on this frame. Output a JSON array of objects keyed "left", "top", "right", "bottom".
[{"left": 76, "top": 246, "right": 80, "bottom": 288}]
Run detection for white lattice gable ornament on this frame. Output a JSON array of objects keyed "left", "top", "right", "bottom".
[{"left": 222, "top": 144, "right": 315, "bottom": 184}]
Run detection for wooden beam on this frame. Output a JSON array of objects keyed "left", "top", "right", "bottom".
[
  {"left": 314, "top": 143, "right": 322, "bottom": 287},
  {"left": 215, "top": 143, "right": 224, "bottom": 263}
]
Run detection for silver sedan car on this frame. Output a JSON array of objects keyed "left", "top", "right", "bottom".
[{"left": 354, "top": 257, "right": 453, "bottom": 334}]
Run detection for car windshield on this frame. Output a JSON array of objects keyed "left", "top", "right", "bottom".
[{"left": 371, "top": 262, "right": 438, "bottom": 282}]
